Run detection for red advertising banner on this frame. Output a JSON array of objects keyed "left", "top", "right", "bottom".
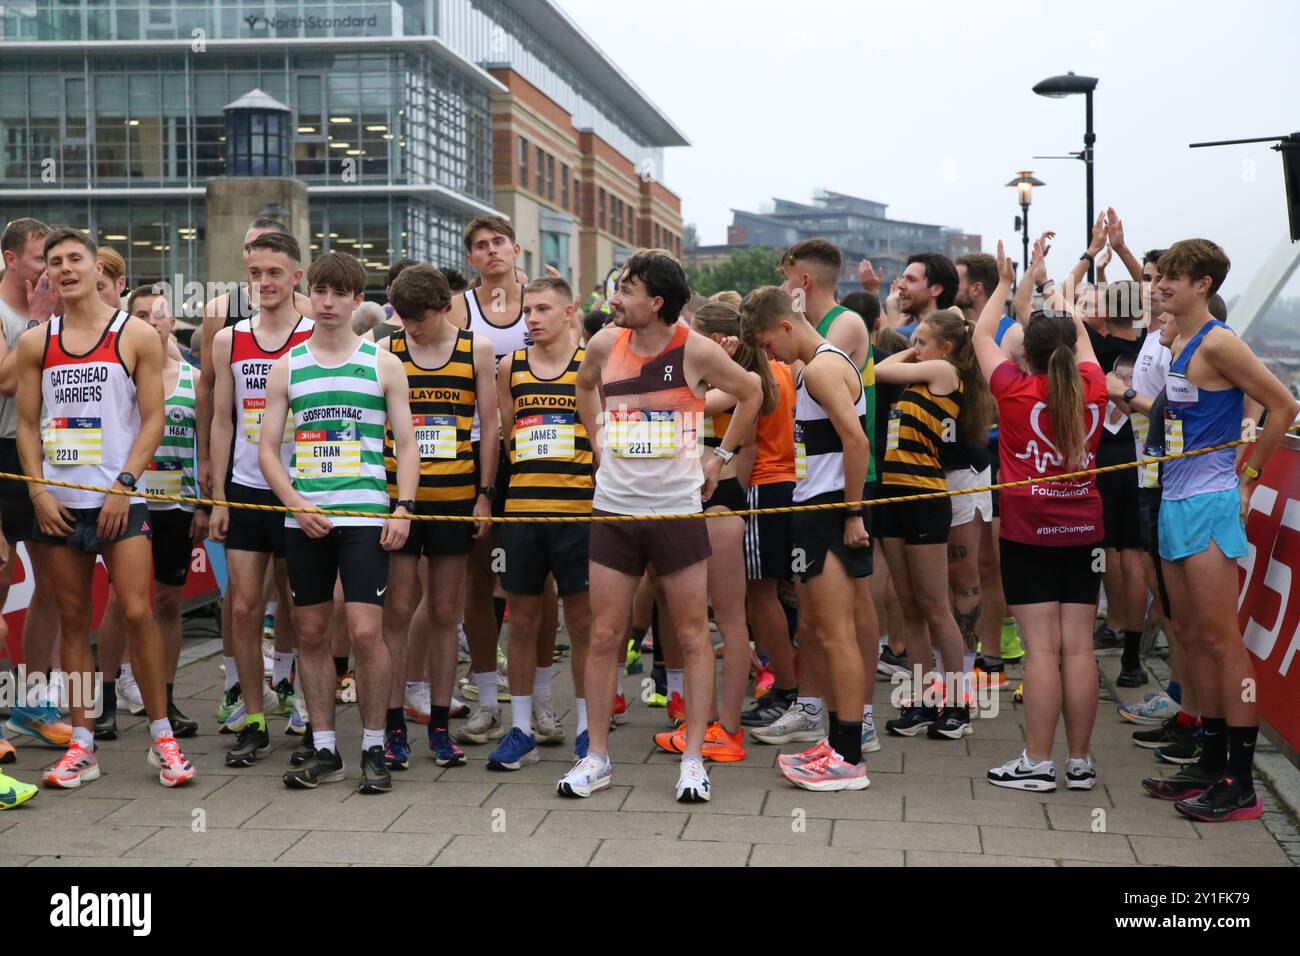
[{"left": 1239, "top": 438, "right": 1300, "bottom": 755}]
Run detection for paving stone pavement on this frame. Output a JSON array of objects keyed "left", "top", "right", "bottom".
[{"left": 2, "top": 636, "right": 1295, "bottom": 867}]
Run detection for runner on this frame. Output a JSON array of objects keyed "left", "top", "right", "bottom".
[
  {"left": 448, "top": 216, "right": 530, "bottom": 720},
  {"left": 15, "top": 227, "right": 196, "bottom": 788},
  {"left": 379, "top": 264, "right": 495, "bottom": 767},
  {"left": 896, "top": 252, "right": 959, "bottom": 341},
  {"left": 654, "top": 299, "right": 777, "bottom": 762},
  {"left": 1143, "top": 239, "right": 1298, "bottom": 821},
  {"left": 489, "top": 275, "right": 595, "bottom": 769},
  {"left": 208, "top": 231, "right": 314, "bottom": 765},
  {"left": 93, "top": 286, "right": 207, "bottom": 741},
  {"left": 973, "top": 242, "right": 1105, "bottom": 792},
  {"left": 259, "top": 250, "right": 419, "bottom": 792},
  {"left": 876, "top": 310, "right": 984, "bottom": 740},
  {"left": 0, "top": 218, "right": 71, "bottom": 750},
  {"left": 557, "top": 250, "right": 760, "bottom": 802},
  {"left": 740, "top": 285, "right": 873, "bottom": 790}
]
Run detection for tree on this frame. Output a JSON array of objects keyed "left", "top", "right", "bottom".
[{"left": 686, "top": 246, "right": 783, "bottom": 298}]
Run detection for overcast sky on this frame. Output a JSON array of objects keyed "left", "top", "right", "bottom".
[{"left": 557, "top": 0, "right": 1300, "bottom": 299}]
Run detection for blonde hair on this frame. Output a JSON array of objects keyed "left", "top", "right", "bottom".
[
  {"left": 97, "top": 246, "right": 126, "bottom": 283},
  {"left": 709, "top": 290, "right": 742, "bottom": 309},
  {"left": 692, "top": 300, "right": 779, "bottom": 416}
]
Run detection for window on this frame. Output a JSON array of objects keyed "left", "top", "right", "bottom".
[
  {"left": 535, "top": 146, "right": 543, "bottom": 194},
  {"left": 518, "top": 137, "right": 528, "bottom": 185},
  {"left": 546, "top": 154, "right": 555, "bottom": 202},
  {"left": 598, "top": 188, "right": 606, "bottom": 230},
  {"left": 560, "top": 163, "right": 569, "bottom": 209}
]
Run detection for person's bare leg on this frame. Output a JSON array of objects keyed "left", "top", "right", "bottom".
[
  {"left": 506, "top": 593, "right": 541, "bottom": 715},
  {"left": 226, "top": 549, "right": 274, "bottom": 716},
  {"left": 583, "top": 563, "right": 642, "bottom": 756},
  {"left": 795, "top": 605, "right": 824, "bottom": 704},
  {"left": 44, "top": 548, "right": 97, "bottom": 732},
  {"left": 382, "top": 553, "right": 420, "bottom": 713},
  {"left": 881, "top": 537, "right": 930, "bottom": 688},
  {"left": 292, "top": 602, "right": 336, "bottom": 733},
  {"left": 101, "top": 536, "right": 166, "bottom": 721},
  {"left": 853, "top": 575, "right": 879, "bottom": 699},
  {"left": 1059, "top": 602, "right": 1099, "bottom": 760},
  {"left": 23, "top": 542, "right": 61, "bottom": 681},
  {"left": 947, "top": 518, "right": 983, "bottom": 660},
  {"left": 1102, "top": 548, "right": 1124, "bottom": 632},
  {"left": 536, "top": 579, "right": 558, "bottom": 669},
  {"left": 96, "top": 590, "right": 127, "bottom": 686},
  {"left": 426, "top": 555, "right": 466, "bottom": 709},
  {"left": 564, "top": 591, "right": 591, "bottom": 701},
  {"left": 706, "top": 514, "right": 749, "bottom": 731},
  {"left": 977, "top": 517, "right": 1007, "bottom": 662},
  {"left": 156, "top": 583, "right": 185, "bottom": 683},
  {"left": 1011, "top": 603, "right": 1063, "bottom": 761},
  {"left": 746, "top": 578, "right": 797, "bottom": 688},
  {"left": 464, "top": 532, "right": 501, "bottom": 686},
  {"left": 273, "top": 560, "right": 297, "bottom": 655},
  {"left": 348, "top": 602, "right": 390, "bottom": 735},
  {"left": 807, "top": 553, "right": 866, "bottom": 728},
  {"left": 904, "top": 542, "right": 964, "bottom": 685},
  {"left": 656, "top": 559, "right": 711, "bottom": 758},
  {"left": 1182, "top": 544, "right": 1256, "bottom": 728},
  {"left": 329, "top": 577, "right": 349, "bottom": 667}
]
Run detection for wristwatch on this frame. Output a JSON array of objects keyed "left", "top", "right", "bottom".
[
  {"left": 1122, "top": 388, "right": 1137, "bottom": 403},
  {"left": 1242, "top": 463, "right": 1263, "bottom": 481},
  {"left": 116, "top": 471, "right": 137, "bottom": 490},
  {"left": 394, "top": 499, "right": 416, "bottom": 513},
  {"left": 478, "top": 485, "right": 495, "bottom": 499},
  {"left": 712, "top": 446, "right": 735, "bottom": 464},
  {"left": 1080, "top": 252, "right": 1095, "bottom": 264}
]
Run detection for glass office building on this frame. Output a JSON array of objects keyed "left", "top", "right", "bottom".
[{"left": 0, "top": 0, "right": 684, "bottom": 293}]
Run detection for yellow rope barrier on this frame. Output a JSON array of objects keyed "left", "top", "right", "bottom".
[{"left": 0, "top": 438, "right": 1252, "bottom": 524}]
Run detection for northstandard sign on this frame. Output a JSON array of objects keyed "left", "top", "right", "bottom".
[{"left": 242, "top": 14, "right": 379, "bottom": 33}]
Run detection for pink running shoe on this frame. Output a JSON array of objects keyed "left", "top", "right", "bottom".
[
  {"left": 781, "top": 750, "right": 870, "bottom": 792},
  {"left": 776, "top": 739, "right": 831, "bottom": 771},
  {"left": 42, "top": 742, "right": 100, "bottom": 789},
  {"left": 148, "top": 735, "right": 197, "bottom": 788}
]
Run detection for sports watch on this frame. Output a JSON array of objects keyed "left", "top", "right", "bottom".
[
  {"left": 395, "top": 499, "right": 416, "bottom": 513},
  {"left": 116, "top": 472, "right": 137, "bottom": 490}
]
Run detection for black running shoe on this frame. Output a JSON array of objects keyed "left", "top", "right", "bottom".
[
  {"left": 1142, "top": 763, "right": 1222, "bottom": 801},
  {"left": 1093, "top": 626, "right": 1124, "bottom": 656},
  {"left": 225, "top": 722, "right": 270, "bottom": 767},
  {"left": 1173, "top": 777, "right": 1262, "bottom": 822},
  {"left": 1117, "top": 667, "right": 1150, "bottom": 688},
  {"left": 93, "top": 710, "right": 118, "bottom": 741},
  {"left": 927, "top": 706, "right": 972, "bottom": 740},
  {"left": 886, "top": 705, "right": 937, "bottom": 737},
  {"left": 358, "top": 745, "right": 392, "bottom": 794},
  {"left": 741, "top": 689, "right": 795, "bottom": 728},
  {"left": 1155, "top": 736, "right": 1201, "bottom": 765},
  {"left": 1133, "top": 715, "right": 1195, "bottom": 750},
  {"left": 876, "top": 647, "right": 910, "bottom": 680},
  {"left": 650, "top": 663, "right": 667, "bottom": 700},
  {"left": 290, "top": 725, "right": 316, "bottom": 767},
  {"left": 168, "top": 703, "right": 198, "bottom": 739},
  {"left": 283, "top": 747, "right": 344, "bottom": 789}
]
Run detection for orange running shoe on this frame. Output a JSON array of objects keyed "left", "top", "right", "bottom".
[
  {"left": 776, "top": 738, "right": 831, "bottom": 771},
  {"left": 666, "top": 691, "right": 685, "bottom": 726},
  {"left": 654, "top": 723, "right": 685, "bottom": 754},
  {"left": 612, "top": 692, "right": 629, "bottom": 726},
  {"left": 0, "top": 737, "right": 15, "bottom": 764},
  {"left": 974, "top": 667, "right": 1008, "bottom": 690},
  {"left": 700, "top": 721, "right": 746, "bottom": 762}
]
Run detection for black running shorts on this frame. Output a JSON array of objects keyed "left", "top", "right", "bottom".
[
  {"left": 284, "top": 524, "right": 389, "bottom": 607},
  {"left": 744, "top": 481, "right": 794, "bottom": 582},
  {"left": 150, "top": 507, "right": 195, "bottom": 586},
  {"left": 225, "top": 482, "right": 287, "bottom": 556},
  {"left": 499, "top": 520, "right": 590, "bottom": 596},
  {"left": 999, "top": 538, "right": 1102, "bottom": 606},
  {"left": 789, "top": 490, "right": 873, "bottom": 582}
]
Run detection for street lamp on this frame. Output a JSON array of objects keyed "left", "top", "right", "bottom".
[
  {"left": 1033, "top": 71, "right": 1098, "bottom": 281},
  {"left": 1006, "top": 171, "right": 1045, "bottom": 273}
]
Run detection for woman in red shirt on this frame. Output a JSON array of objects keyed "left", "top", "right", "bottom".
[{"left": 973, "top": 243, "right": 1107, "bottom": 793}]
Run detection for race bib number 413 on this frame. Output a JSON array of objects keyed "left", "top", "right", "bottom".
[
  {"left": 515, "top": 414, "right": 576, "bottom": 461},
  {"left": 413, "top": 414, "right": 457, "bottom": 460},
  {"left": 43, "top": 416, "right": 102, "bottom": 466},
  {"left": 295, "top": 430, "right": 361, "bottom": 480},
  {"left": 607, "top": 410, "right": 676, "bottom": 459}
]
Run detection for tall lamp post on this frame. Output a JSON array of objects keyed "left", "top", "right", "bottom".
[
  {"left": 1006, "top": 171, "right": 1045, "bottom": 273},
  {"left": 1033, "top": 72, "right": 1098, "bottom": 282}
]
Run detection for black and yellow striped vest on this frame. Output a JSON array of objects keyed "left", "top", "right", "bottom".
[
  {"left": 384, "top": 328, "right": 477, "bottom": 506},
  {"left": 506, "top": 346, "right": 593, "bottom": 516},
  {"left": 881, "top": 379, "right": 963, "bottom": 491}
]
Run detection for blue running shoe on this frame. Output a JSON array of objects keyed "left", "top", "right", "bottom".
[
  {"left": 429, "top": 728, "right": 465, "bottom": 767},
  {"left": 575, "top": 728, "right": 589, "bottom": 760},
  {"left": 487, "top": 727, "right": 539, "bottom": 771},
  {"left": 4, "top": 705, "right": 72, "bottom": 747},
  {"left": 384, "top": 727, "right": 410, "bottom": 770}
]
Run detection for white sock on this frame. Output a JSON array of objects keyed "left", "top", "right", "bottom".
[
  {"left": 533, "top": 665, "right": 553, "bottom": 699},
  {"left": 222, "top": 657, "right": 239, "bottom": 691},
  {"left": 511, "top": 695, "right": 533, "bottom": 736},
  {"left": 361, "top": 727, "right": 384, "bottom": 751},
  {"left": 575, "top": 698, "right": 588, "bottom": 736},
  {"left": 71, "top": 726, "right": 95, "bottom": 751},
  {"left": 862, "top": 704, "right": 874, "bottom": 722},
  {"left": 681, "top": 751, "right": 705, "bottom": 768},
  {"left": 797, "top": 696, "right": 823, "bottom": 718},
  {"left": 879, "top": 636, "right": 890, "bottom": 648},
  {"left": 149, "top": 718, "right": 174, "bottom": 741},
  {"left": 120, "top": 662, "right": 134, "bottom": 683},
  {"left": 266, "top": 600, "right": 277, "bottom": 616},
  {"left": 962, "top": 652, "right": 976, "bottom": 703},
  {"left": 666, "top": 668, "right": 684, "bottom": 699},
  {"left": 314, "top": 730, "right": 337, "bottom": 754},
  {"left": 474, "top": 671, "right": 498, "bottom": 710},
  {"left": 272, "top": 650, "right": 295, "bottom": 686}
]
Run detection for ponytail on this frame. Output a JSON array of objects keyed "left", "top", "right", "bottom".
[
  {"left": 1045, "top": 338, "right": 1086, "bottom": 469},
  {"left": 693, "top": 299, "right": 780, "bottom": 416}
]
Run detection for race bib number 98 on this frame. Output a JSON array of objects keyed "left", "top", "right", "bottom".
[{"left": 295, "top": 430, "right": 362, "bottom": 480}]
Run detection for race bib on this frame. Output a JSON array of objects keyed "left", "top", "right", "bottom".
[
  {"left": 1132, "top": 413, "right": 1159, "bottom": 489},
  {"left": 887, "top": 409, "right": 902, "bottom": 452},
  {"left": 794, "top": 422, "right": 807, "bottom": 480},
  {"left": 607, "top": 410, "right": 676, "bottom": 459},
  {"left": 1164, "top": 410, "right": 1184, "bottom": 457},
  {"left": 243, "top": 398, "right": 293, "bottom": 445},
  {"left": 294, "top": 429, "right": 361, "bottom": 480},
  {"left": 515, "top": 413, "right": 575, "bottom": 462},
  {"left": 43, "top": 416, "right": 102, "bottom": 466},
  {"left": 413, "top": 414, "right": 457, "bottom": 460},
  {"left": 143, "top": 458, "right": 184, "bottom": 498}
]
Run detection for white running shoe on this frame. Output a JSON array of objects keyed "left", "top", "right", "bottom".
[
  {"left": 116, "top": 670, "right": 146, "bottom": 716},
  {"left": 861, "top": 715, "right": 882, "bottom": 753},
  {"left": 987, "top": 751, "right": 1057, "bottom": 791},
  {"left": 404, "top": 681, "right": 432, "bottom": 724},
  {"left": 148, "top": 735, "right": 197, "bottom": 788},
  {"left": 457, "top": 624, "right": 470, "bottom": 663},
  {"left": 262, "top": 639, "right": 275, "bottom": 676},
  {"left": 675, "top": 757, "right": 711, "bottom": 803},
  {"left": 557, "top": 754, "right": 612, "bottom": 798},
  {"left": 1065, "top": 756, "right": 1097, "bottom": 790},
  {"left": 454, "top": 706, "right": 504, "bottom": 745},
  {"left": 750, "top": 703, "right": 824, "bottom": 745},
  {"left": 533, "top": 696, "right": 565, "bottom": 745},
  {"left": 1117, "top": 691, "right": 1178, "bottom": 725}
]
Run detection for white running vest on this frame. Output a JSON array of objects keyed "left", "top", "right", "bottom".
[
  {"left": 464, "top": 287, "right": 529, "bottom": 443},
  {"left": 793, "top": 343, "right": 866, "bottom": 503},
  {"left": 40, "top": 310, "right": 143, "bottom": 509},
  {"left": 228, "top": 316, "right": 314, "bottom": 490}
]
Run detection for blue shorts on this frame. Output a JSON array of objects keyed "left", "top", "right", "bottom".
[{"left": 1158, "top": 486, "right": 1247, "bottom": 562}]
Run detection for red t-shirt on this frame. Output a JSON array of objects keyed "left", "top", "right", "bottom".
[{"left": 990, "top": 360, "right": 1107, "bottom": 546}]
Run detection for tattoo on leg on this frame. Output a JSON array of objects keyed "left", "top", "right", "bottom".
[
  {"left": 948, "top": 545, "right": 968, "bottom": 561},
  {"left": 954, "top": 604, "right": 982, "bottom": 652}
]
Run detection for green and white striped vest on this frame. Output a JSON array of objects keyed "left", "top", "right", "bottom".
[
  {"left": 286, "top": 339, "right": 389, "bottom": 528},
  {"left": 144, "top": 358, "right": 198, "bottom": 511}
]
